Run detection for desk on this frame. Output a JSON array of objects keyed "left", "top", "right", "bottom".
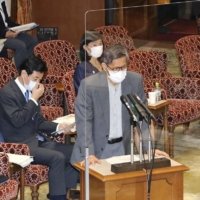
[
  {"left": 148, "top": 100, "right": 171, "bottom": 155},
  {"left": 75, "top": 157, "right": 189, "bottom": 200}
]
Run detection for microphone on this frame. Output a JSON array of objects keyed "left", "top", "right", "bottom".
[
  {"left": 127, "top": 94, "right": 156, "bottom": 122},
  {"left": 120, "top": 95, "right": 137, "bottom": 122}
]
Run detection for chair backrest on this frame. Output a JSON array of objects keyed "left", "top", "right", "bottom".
[
  {"left": 61, "top": 70, "right": 76, "bottom": 114},
  {"left": 95, "top": 25, "right": 135, "bottom": 51},
  {"left": 175, "top": 35, "right": 200, "bottom": 75},
  {"left": 34, "top": 40, "right": 80, "bottom": 76},
  {"left": 128, "top": 50, "right": 172, "bottom": 79},
  {"left": 0, "top": 57, "right": 18, "bottom": 88}
]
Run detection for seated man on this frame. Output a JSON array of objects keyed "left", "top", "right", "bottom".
[
  {"left": 0, "top": 56, "right": 78, "bottom": 200},
  {"left": 0, "top": 0, "right": 38, "bottom": 72},
  {"left": 71, "top": 44, "right": 168, "bottom": 166}
]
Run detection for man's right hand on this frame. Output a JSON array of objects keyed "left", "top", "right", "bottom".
[
  {"left": 31, "top": 83, "right": 44, "bottom": 101},
  {"left": 5, "top": 31, "right": 19, "bottom": 38},
  {"left": 80, "top": 155, "right": 101, "bottom": 166}
]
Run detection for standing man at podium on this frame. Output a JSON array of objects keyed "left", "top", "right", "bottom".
[{"left": 71, "top": 44, "right": 168, "bottom": 166}]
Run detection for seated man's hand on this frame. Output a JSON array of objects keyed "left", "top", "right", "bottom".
[
  {"left": 32, "top": 83, "right": 44, "bottom": 100},
  {"left": 6, "top": 30, "right": 19, "bottom": 38},
  {"left": 58, "top": 122, "right": 69, "bottom": 131},
  {"left": 80, "top": 155, "right": 101, "bottom": 166},
  {"left": 154, "top": 149, "right": 169, "bottom": 158}
]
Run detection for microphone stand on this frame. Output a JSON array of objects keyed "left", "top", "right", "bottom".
[{"left": 130, "top": 117, "right": 136, "bottom": 164}]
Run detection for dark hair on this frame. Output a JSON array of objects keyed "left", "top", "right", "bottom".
[
  {"left": 99, "top": 44, "right": 129, "bottom": 65},
  {"left": 79, "top": 30, "right": 103, "bottom": 61},
  {"left": 19, "top": 56, "right": 48, "bottom": 75}
]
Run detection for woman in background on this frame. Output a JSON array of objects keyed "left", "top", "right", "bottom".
[{"left": 74, "top": 30, "right": 103, "bottom": 95}]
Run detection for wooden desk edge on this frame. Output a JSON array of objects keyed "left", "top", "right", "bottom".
[
  {"left": 74, "top": 162, "right": 189, "bottom": 182},
  {"left": 148, "top": 100, "right": 171, "bottom": 110}
]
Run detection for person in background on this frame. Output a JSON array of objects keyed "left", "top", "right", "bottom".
[
  {"left": 74, "top": 30, "right": 103, "bottom": 95},
  {"left": 0, "top": 56, "right": 78, "bottom": 200},
  {"left": 71, "top": 44, "right": 168, "bottom": 166},
  {"left": 0, "top": 0, "right": 38, "bottom": 73}
]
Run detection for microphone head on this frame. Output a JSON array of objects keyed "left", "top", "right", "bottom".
[{"left": 120, "top": 95, "right": 127, "bottom": 104}]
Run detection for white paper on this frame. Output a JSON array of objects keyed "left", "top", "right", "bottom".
[
  {"left": 10, "top": 22, "right": 39, "bottom": 32},
  {"left": 0, "top": 152, "right": 34, "bottom": 168},
  {"left": 106, "top": 155, "right": 140, "bottom": 164},
  {"left": 52, "top": 114, "right": 76, "bottom": 134}
]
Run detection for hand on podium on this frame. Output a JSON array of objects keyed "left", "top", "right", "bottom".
[
  {"left": 80, "top": 155, "right": 101, "bottom": 166},
  {"left": 154, "top": 149, "right": 169, "bottom": 158}
]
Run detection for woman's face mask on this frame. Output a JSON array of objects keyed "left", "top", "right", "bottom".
[{"left": 89, "top": 45, "right": 103, "bottom": 58}]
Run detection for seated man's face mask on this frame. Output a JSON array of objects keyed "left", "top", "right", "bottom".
[
  {"left": 22, "top": 72, "right": 37, "bottom": 91},
  {"left": 24, "top": 77, "right": 37, "bottom": 91}
]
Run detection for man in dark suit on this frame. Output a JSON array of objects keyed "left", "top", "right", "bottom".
[
  {"left": 71, "top": 44, "right": 168, "bottom": 166},
  {"left": 0, "top": 56, "right": 78, "bottom": 200},
  {"left": 0, "top": 0, "right": 37, "bottom": 72}
]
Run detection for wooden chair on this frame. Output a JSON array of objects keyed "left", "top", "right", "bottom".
[
  {"left": 0, "top": 153, "right": 19, "bottom": 200},
  {"left": 0, "top": 141, "right": 49, "bottom": 200}
]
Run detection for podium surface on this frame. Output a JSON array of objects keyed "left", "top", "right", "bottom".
[{"left": 74, "top": 155, "right": 189, "bottom": 200}]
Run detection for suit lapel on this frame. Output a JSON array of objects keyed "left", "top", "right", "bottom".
[
  {"left": 97, "top": 72, "right": 110, "bottom": 131},
  {"left": 10, "top": 79, "right": 26, "bottom": 105}
]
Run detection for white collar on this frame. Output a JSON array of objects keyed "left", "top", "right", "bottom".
[{"left": 15, "top": 77, "right": 27, "bottom": 95}]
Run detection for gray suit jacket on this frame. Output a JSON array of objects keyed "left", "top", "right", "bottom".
[{"left": 70, "top": 71, "right": 150, "bottom": 164}]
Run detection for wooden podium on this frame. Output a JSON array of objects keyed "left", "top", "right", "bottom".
[{"left": 75, "top": 156, "right": 189, "bottom": 200}]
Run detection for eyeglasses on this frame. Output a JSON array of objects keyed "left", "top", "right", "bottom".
[{"left": 107, "top": 66, "right": 127, "bottom": 72}]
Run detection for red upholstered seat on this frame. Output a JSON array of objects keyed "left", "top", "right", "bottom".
[
  {"left": 0, "top": 153, "right": 18, "bottom": 200},
  {"left": 0, "top": 142, "right": 49, "bottom": 200},
  {"left": 96, "top": 25, "right": 135, "bottom": 50},
  {"left": 34, "top": 40, "right": 80, "bottom": 84},
  {"left": 61, "top": 70, "right": 76, "bottom": 114},
  {"left": 175, "top": 35, "right": 200, "bottom": 78},
  {"left": 128, "top": 50, "right": 172, "bottom": 79}
]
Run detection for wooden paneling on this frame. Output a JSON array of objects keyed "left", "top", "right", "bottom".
[
  {"left": 116, "top": 0, "right": 158, "bottom": 39},
  {"left": 31, "top": 0, "right": 105, "bottom": 49}
]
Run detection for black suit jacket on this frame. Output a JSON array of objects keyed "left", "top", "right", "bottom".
[
  {"left": 0, "top": 79, "right": 58, "bottom": 156},
  {"left": 0, "top": 1, "right": 19, "bottom": 38}
]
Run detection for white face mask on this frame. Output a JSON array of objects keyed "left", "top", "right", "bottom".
[
  {"left": 24, "top": 77, "right": 37, "bottom": 91},
  {"left": 89, "top": 45, "right": 103, "bottom": 58},
  {"left": 108, "top": 69, "right": 127, "bottom": 83}
]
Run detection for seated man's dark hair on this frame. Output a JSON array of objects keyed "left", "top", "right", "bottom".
[{"left": 19, "top": 56, "right": 48, "bottom": 75}]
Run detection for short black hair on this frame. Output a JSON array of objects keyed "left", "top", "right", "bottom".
[
  {"left": 79, "top": 30, "right": 103, "bottom": 61},
  {"left": 19, "top": 56, "right": 48, "bottom": 75},
  {"left": 99, "top": 44, "right": 129, "bottom": 65}
]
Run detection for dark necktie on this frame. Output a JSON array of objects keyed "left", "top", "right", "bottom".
[{"left": 25, "top": 90, "right": 29, "bottom": 102}]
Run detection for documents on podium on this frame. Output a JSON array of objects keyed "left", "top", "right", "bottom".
[
  {"left": 0, "top": 153, "right": 34, "bottom": 168},
  {"left": 52, "top": 114, "right": 76, "bottom": 135},
  {"left": 9, "top": 22, "right": 39, "bottom": 33}
]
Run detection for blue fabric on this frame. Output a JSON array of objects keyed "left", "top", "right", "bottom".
[
  {"left": 25, "top": 90, "right": 29, "bottom": 102},
  {"left": 0, "top": 132, "right": 4, "bottom": 142}
]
